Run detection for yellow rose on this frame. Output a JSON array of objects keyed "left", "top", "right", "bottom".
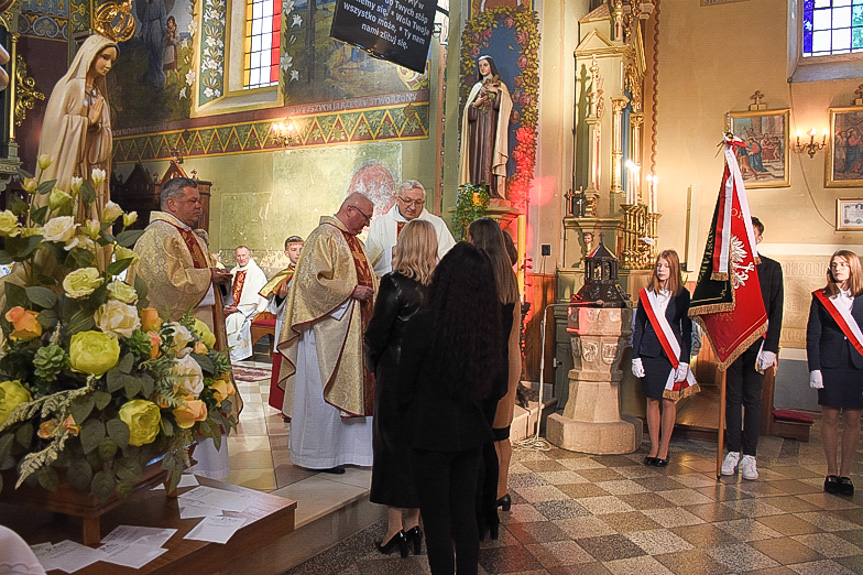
[
  {"left": 5, "top": 306, "right": 42, "bottom": 341},
  {"left": 62, "top": 268, "right": 104, "bottom": 299},
  {"left": 140, "top": 308, "right": 162, "bottom": 332},
  {"left": 192, "top": 319, "right": 216, "bottom": 348},
  {"left": 20, "top": 226, "right": 43, "bottom": 237},
  {"left": 211, "top": 379, "right": 235, "bottom": 407},
  {"left": 122, "top": 212, "right": 138, "bottom": 228},
  {"left": 172, "top": 399, "right": 207, "bottom": 429},
  {"left": 171, "top": 354, "right": 204, "bottom": 397},
  {"left": 113, "top": 245, "right": 139, "bottom": 264},
  {"left": 95, "top": 300, "right": 141, "bottom": 338},
  {"left": 118, "top": 400, "right": 161, "bottom": 446},
  {"left": 147, "top": 331, "right": 162, "bottom": 359},
  {"left": 81, "top": 219, "right": 101, "bottom": 240},
  {"left": 0, "top": 380, "right": 32, "bottom": 424},
  {"left": 106, "top": 281, "right": 138, "bottom": 304},
  {"left": 0, "top": 210, "right": 20, "bottom": 237},
  {"left": 48, "top": 187, "right": 73, "bottom": 211},
  {"left": 43, "top": 216, "right": 77, "bottom": 243},
  {"left": 69, "top": 331, "right": 120, "bottom": 375},
  {"left": 37, "top": 154, "right": 53, "bottom": 171},
  {"left": 101, "top": 201, "right": 123, "bottom": 224},
  {"left": 193, "top": 341, "right": 208, "bottom": 355},
  {"left": 170, "top": 322, "right": 194, "bottom": 356},
  {"left": 21, "top": 177, "right": 37, "bottom": 194}
]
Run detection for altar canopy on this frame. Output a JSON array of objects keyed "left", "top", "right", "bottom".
[{"left": 688, "top": 135, "right": 767, "bottom": 369}]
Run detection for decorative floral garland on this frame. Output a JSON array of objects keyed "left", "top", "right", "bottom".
[
  {"left": 460, "top": 7, "right": 540, "bottom": 208},
  {"left": 198, "top": 0, "right": 225, "bottom": 104}
]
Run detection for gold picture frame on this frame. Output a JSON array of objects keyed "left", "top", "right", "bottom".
[
  {"left": 728, "top": 109, "right": 790, "bottom": 188},
  {"left": 827, "top": 107, "right": 863, "bottom": 188},
  {"left": 836, "top": 198, "right": 863, "bottom": 230}
]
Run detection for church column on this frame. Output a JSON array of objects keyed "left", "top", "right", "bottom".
[{"left": 610, "top": 96, "right": 629, "bottom": 197}]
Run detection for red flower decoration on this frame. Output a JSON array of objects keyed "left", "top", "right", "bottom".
[
  {"left": 482, "top": 28, "right": 493, "bottom": 40},
  {"left": 503, "top": 15, "right": 514, "bottom": 28},
  {"left": 514, "top": 76, "right": 524, "bottom": 87},
  {"left": 515, "top": 30, "right": 528, "bottom": 46},
  {"left": 471, "top": 31, "right": 481, "bottom": 44},
  {"left": 517, "top": 54, "right": 530, "bottom": 70},
  {"left": 470, "top": 46, "right": 480, "bottom": 59}
]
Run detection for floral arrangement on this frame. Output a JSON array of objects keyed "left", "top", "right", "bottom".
[
  {"left": 452, "top": 182, "right": 490, "bottom": 240},
  {"left": 460, "top": 6, "right": 541, "bottom": 207},
  {"left": 0, "top": 157, "right": 237, "bottom": 502}
]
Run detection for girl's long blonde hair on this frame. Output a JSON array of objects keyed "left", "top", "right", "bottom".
[{"left": 393, "top": 219, "right": 438, "bottom": 286}]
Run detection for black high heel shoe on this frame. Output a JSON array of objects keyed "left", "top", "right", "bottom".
[
  {"left": 496, "top": 493, "right": 512, "bottom": 511},
  {"left": 376, "top": 530, "right": 408, "bottom": 558},
  {"left": 404, "top": 526, "right": 423, "bottom": 555}
]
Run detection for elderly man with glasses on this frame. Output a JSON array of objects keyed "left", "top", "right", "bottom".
[
  {"left": 275, "top": 192, "right": 379, "bottom": 474},
  {"left": 366, "top": 180, "right": 456, "bottom": 275}
]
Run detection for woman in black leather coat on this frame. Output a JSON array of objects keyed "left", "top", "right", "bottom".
[{"left": 365, "top": 219, "right": 439, "bottom": 557}]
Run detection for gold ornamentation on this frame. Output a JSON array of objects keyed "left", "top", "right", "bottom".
[
  {"left": 14, "top": 55, "right": 44, "bottom": 127},
  {"left": 93, "top": 1, "right": 136, "bottom": 42}
]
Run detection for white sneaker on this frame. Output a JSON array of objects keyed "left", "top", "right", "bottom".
[
  {"left": 721, "top": 451, "right": 740, "bottom": 476},
  {"left": 741, "top": 455, "right": 759, "bottom": 480}
]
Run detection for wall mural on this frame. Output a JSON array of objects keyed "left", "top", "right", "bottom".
[{"left": 459, "top": 5, "right": 539, "bottom": 207}]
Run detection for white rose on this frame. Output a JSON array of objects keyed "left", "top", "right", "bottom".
[
  {"left": 70, "top": 177, "right": 83, "bottom": 195},
  {"left": 0, "top": 210, "right": 20, "bottom": 237},
  {"left": 101, "top": 201, "right": 123, "bottom": 224},
  {"left": 91, "top": 168, "right": 107, "bottom": 187},
  {"left": 171, "top": 354, "right": 205, "bottom": 397},
  {"left": 37, "top": 154, "right": 53, "bottom": 171},
  {"left": 106, "top": 281, "right": 138, "bottom": 304},
  {"left": 43, "top": 216, "right": 77, "bottom": 243},
  {"left": 63, "top": 268, "right": 104, "bottom": 299},
  {"left": 170, "top": 322, "right": 195, "bottom": 355},
  {"left": 95, "top": 300, "right": 141, "bottom": 338}
]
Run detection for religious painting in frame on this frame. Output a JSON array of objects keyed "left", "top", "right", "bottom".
[
  {"left": 836, "top": 199, "right": 863, "bottom": 230},
  {"left": 826, "top": 107, "right": 863, "bottom": 188},
  {"left": 728, "top": 109, "right": 790, "bottom": 188}
]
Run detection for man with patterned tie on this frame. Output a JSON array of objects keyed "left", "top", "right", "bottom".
[
  {"left": 223, "top": 246, "right": 268, "bottom": 362},
  {"left": 365, "top": 180, "right": 456, "bottom": 275},
  {"left": 276, "top": 192, "right": 379, "bottom": 473}
]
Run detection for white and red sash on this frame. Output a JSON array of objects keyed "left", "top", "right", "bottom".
[
  {"left": 814, "top": 289, "right": 863, "bottom": 358},
  {"left": 640, "top": 288, "right": 698, "bottom": 394}
]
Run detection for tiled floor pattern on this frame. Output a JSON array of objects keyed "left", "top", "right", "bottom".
[{"left": 229, "top": 361, "right": 863, "bottom": 574}]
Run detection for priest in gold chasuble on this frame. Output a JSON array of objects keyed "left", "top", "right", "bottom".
[
  {"left": 277, "top": 193, "right": 379, "bottom": 471},
  {"left": 132, "top": 177, "right": 241, "bottom": 478}
]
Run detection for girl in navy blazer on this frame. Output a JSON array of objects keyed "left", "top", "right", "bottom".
[
  {"left": 631, "top": 250, "right": 693, "bottom": 466},
  {"left": 807, "top": 249, "right": 863, "bottom": 496}
]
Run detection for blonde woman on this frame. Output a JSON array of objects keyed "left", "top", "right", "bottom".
[
  {"left": 365, "top": 219, "right": 438, "bottom": 556},
  {"left": 467, "top": 217, "right": 521, "bottom": 538},
  {"left": 807, "top": 250, "right": 863, "bottom": 496}
]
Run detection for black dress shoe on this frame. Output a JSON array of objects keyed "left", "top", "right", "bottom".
[
  {"left": 320, "top": 465, "right": 346, "bottom": 474},
  {"left": 653, "top": 457, "right": 669, "bottom": 467},
  {"left": 825, "top": 475, "right": 841, "bottom": 494},
  {"left": 643, "top": 456, "right": 657, "bottom": 466},
  {"left": 839, "top": 476, "right": 855, "bottom": 496},
  {"left": 404, "top": 526, "right": 423, "bottom": 555},
  {"left": 496, "top": 493, "right": 512, "bottom": 511},
  {"left": 376, "top": 530, "right": 408, "bottom": 558}
]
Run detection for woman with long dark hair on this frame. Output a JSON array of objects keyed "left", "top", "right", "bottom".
[
  {"left": 631, "top": 249, "right": 698, "bottom": 466},
  {"left": 807, "top": 250, "right": 863, "bottom": 496},
  {"left": 365, "top": 220, "right": 438, "bottom": 556},
  {"left": 398, "top": 242, "right": 504, "bottom": 575},
  {"left": 467, "top": 218, "right": 521, "bottom": 533}
]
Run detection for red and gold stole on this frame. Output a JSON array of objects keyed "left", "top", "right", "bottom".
[
  {"left": 814, "top": 289, "right": 863, "bottom": 358},
  {"left": 232, "top": 270, "right": 247, "bottom": 304},
  {"left": 396, "top": 221, "right": 407, "bottom": 238},
  {"left": 342, "top": 230, "right": 376, "bottom": 415},
  {"left": 175, "top": 227, "right": 209, "bottom": 269}
]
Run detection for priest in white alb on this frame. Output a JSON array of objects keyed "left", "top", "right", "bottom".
[
  {"left": 365, "top": 180, "right": 456, "bottom": 275},
  {"left": 224, "top": 246, "right": 268, "bottom": 362},
  {"left": 277, "top": 192, "right": 378, "bottom": 473}
]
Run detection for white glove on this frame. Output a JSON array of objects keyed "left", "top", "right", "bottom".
[
  {"left": 757, "top": 350, "right": 777, "bottom": 371},
  {"left": 632, "top": 358, "right": 645, "bottom": 378},
  {"left": 675, "top": 362, "right": 689, "bottom": 382},
  {"left": 809, "top": 370, "right": 824, "bottom": 389}
]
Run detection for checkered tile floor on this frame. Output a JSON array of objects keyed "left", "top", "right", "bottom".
[{"left": 228, "top": 362, "right": 863, "bottom": 574}]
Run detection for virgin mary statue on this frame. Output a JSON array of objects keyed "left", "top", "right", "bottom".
[{"left": 36, "top": 34, "right": 118, "bottom": 221}]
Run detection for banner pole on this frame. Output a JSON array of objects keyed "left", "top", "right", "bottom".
[{"left": 716, "top": 369, "right": 727, "bottom": 480}]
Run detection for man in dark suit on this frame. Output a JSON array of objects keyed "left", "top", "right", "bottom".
[{"left": 721, "top": 217, "right": 784, "bottom": 480}]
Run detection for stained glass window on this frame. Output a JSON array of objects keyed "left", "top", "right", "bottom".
[
  {"left": 802, "top": 0, "right": 863, "bottom": 56},
  {"left": 244, "top": 0, "right": 281, "bottom": 89}
]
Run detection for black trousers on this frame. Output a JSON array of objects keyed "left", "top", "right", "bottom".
[
  {"left": 725, "top": 342, "right": 765, "bottom": 456},
  {"left": 413, "top": 447, "right": 482, "bottom": 575}
]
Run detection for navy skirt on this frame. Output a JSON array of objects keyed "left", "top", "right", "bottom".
[
  {"left": 641, "top": 356, "right": 673, "bottom": 400},
  {"left": 818, "top": 368, "right": 863, "bottom": 409}
]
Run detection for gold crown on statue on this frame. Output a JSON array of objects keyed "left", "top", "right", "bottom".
[{"left": 93, "top": 1, "right": 136, "bottom": 42}]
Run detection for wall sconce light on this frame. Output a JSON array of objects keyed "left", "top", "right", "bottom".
[
  {"left": 272, "top": 119, "right": 300, "bottom": 147},
  {"left": 795, "top": 128, "right": 828, "bottom": 158}
]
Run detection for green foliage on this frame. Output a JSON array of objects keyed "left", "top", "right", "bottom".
[{"left": 451, "top": 183, "right": 490, "bottom": 240}]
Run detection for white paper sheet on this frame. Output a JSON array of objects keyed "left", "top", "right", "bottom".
[
  {"left": 97, "top": 542, "right": 168, "bottom": 569},
  {"left": 178, "top": 485, "right": 253, "bottom": 512},
  {"left": 101, "top": 525, "right": 177, "bottom": 548},
  {"left": 183, "top": 516, "right": 246, "bottom": 544},
  {"left": 178, "top": 499, "right": 223, "bottom": 519},
  {"left": 33, "top": 540, "right": 102, "bottom": 573},
  {"left": 151, "top": 474, "right": 200, "bottom": 490}
]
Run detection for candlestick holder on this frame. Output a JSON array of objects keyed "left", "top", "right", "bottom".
[{"left": 794, "top": 128, "right": 827, "bottom": 158}]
